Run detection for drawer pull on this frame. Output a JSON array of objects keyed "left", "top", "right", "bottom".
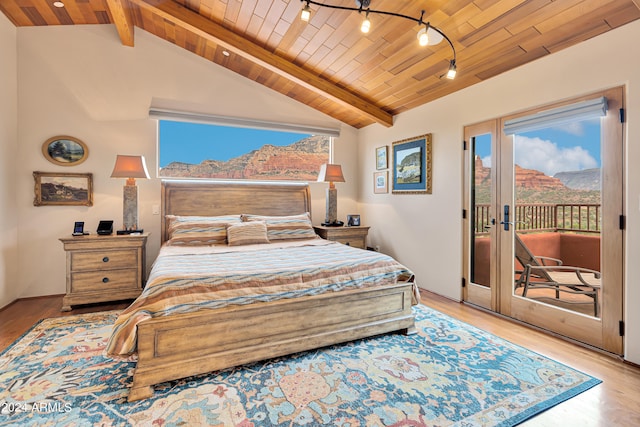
[
  {"left": 102, "top": 256, "right": 110, "bottom": 263},
  {"left": 102, "top": 277, "right": 109, "bottom": 283}
]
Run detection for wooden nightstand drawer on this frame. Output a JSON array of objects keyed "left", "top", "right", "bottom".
[
  {"left": 332, "top": 237, "right": 366, "bottom": 249},
  {"left": 70, "top": 249, "right": 138, "bottom": 271},
  {"left": 60, "top": 233, "right": 149, "bottom": 311},
  {"left": 71, "top": 269, "right": 138, "bottom": 293},
  {"left": 313, "top": 226, "right": 370, "bottom": 249}
]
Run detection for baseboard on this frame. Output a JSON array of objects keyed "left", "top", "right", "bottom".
[{"left": 0, "top": 294, "right": 65, "bottom": 313}]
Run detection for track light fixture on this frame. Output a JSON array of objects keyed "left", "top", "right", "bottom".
[
  {"left": 360, "top": 11, "right": 371, "bottom": 33},
  {"left": 417, "top": 23, "right": 430, "bottom": 46},
  {"left": 446, "top": 60, "right": 457, "bottom": 80},
  {"left": 299, "top": 0, "right": 457, "bottom": 79},
  {"left": 300, "top": 2, "right": 311, "bottom": 22}
]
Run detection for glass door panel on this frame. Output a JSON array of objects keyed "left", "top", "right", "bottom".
[
  {"left": 512, "top": 118, "right": 602, "bottom": 317},
  {"left": 463, "top": 121, "right": 497, "bottom": 310},
  {"left": 471, "top": 134, "right": 492, "bottom": 288},
  {"left": 500, "top": 88, "right": 624, "bottom": 354}
]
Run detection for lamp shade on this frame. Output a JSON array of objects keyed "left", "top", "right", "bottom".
[
  {"left": 317, "top": 164, "right": 345, "bottom": 183},
  {"left": 110, "top": 155, "right": 150, "bottom": 179}
]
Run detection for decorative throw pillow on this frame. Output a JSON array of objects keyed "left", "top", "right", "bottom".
[
  {"left": 166, "top": 214, "right": 242, "bottom": 229},
  {"left": 165, "top": 215, "right": 242, "bottom": 245},
  {"left": 241, "top": 213, "right": 316, "bottom": 241},
  {"left": 166, "top": 221, "right": 230, "bottom": 246},
  {"left": 227, "top": 221, "right": 270, "bottom": 246}
]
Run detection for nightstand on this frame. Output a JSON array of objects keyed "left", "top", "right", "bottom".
[
  {"left": 59, "top": 233, "right": 149, "bottom": 311},
  {"left": 313, "top": 226, "right": 370, "bottom": 249}
]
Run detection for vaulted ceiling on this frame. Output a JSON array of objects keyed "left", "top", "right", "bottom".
[{"left": 2, "top": 0, "right": 639, "bottom": 128}]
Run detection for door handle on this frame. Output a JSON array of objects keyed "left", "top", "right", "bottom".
[
  {"left": 484, "top": 218, "right": 497, "bottom": 230},
  {"left": 500, "top": 205, "right": 513, "bottom": 231}
]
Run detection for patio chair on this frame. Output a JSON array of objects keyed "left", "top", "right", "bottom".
[{"left": 514, "top": 233, "right": 601, "bottom": 316}]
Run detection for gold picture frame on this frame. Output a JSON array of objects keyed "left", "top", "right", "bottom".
[
  {"left": 42, "top": 135, "right": 89, "bottom": 166},
  {"left": 392, "top": 134, "right": 432, "bottom": 194},
  {"left": 33, "top": 171, "right": 93, "bottom": 206}
]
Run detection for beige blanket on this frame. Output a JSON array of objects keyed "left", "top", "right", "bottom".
[{"left": 106, "top": 239, "right": 417, "bottom": 356}]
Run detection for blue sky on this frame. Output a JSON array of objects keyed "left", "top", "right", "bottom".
[
  {"left": 475, "top": 118, "right": 601, "bottom": 176},
  {"left": 159, "top": 120, "right": 312, "bottom": 167}
]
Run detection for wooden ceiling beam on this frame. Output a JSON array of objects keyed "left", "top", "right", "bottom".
[
  {"left": 132, "top": 0, "right": 393, "bottom": 128},
  {"left": 106, "top": 0, "right": 135, "bottom": 47}
]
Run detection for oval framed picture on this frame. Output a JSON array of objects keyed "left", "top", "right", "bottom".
[{"left": 42, "top": 135, "right": 89, "bottom": 166}]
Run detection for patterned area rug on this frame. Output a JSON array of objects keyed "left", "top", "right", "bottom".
[{"left": 0, "top": 305, "right": 600, "bottom": 426}]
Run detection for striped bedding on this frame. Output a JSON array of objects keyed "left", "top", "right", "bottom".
[{"left": 106, "top": 239, "right": 417, "bottom": 356}]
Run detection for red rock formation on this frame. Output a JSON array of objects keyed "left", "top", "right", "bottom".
[
  {"left": 160, "top": 136, "right": 329, "bottom": 180},
  {"left": 514, "top": 165, "right": 565, "bottom": 190},
  {"left": 473, "top": 156, "right": 566, "bottom": 191},
  {"left": 474, "top": 156, "right": 490, "bottom": 186}
]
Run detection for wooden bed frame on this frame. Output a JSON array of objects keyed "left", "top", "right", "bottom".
[{"left": 127, "top": 180, "right": 417, "bottom": 402}]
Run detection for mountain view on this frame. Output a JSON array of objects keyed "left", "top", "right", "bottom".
[
  {"left": 160, "top": 135, "right": 329, "bottom": 180},
  {"left": 474, "top": 156, "right": 600, "bottom": 204},
  {"left": 554, "top": 168, "right": 600, "bottom": 191}
]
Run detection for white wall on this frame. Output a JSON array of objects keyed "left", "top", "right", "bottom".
[
  {"left": 15, "top": 25, "right": 358, "bottom": 301},
  {"left": 358, "top": 20, "right": 640, "bottom": 364},
  {"left": 0, "top": 12, "right": 18, "bottom": 309}
]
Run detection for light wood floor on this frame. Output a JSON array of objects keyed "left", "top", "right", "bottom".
[{"left": 1, "top": 292, "right": 639, "bottom": 426}]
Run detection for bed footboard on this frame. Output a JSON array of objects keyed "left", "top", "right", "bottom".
[{"left": 128, "top": 282, "right": 416, "bottom": 401}]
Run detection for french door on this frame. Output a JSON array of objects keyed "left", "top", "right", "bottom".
[
  {"left": 463, "top": 120, "right": 497, "bottom": 311},
  {"left": 463, "top": 87, "right": 624, "bottom": 354}
]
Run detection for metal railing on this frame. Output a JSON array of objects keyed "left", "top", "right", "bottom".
[{"left": 474, "top": 203, "right": 601, "bottom": 234}]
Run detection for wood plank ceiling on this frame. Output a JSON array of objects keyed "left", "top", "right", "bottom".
[{"left": 2, "top": 0, "right": 640, "bottom": 128}]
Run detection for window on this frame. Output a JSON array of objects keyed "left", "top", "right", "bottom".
[
  {"left": 504, "top": 97, "right": 605, "bottom": 229},
  {"left": 154, "top": 111, "right": 336, "bottom": 181}
]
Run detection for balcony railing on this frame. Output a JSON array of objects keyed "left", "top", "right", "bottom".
[{"left": 474, "top": 203, "right": 601, "bottom": 234}]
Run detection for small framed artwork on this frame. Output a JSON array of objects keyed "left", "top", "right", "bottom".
[
  {"left": 392, "top": 134, "right": 432, "bottom": 194},
  {"left": 347, "top": 214, "right": 361, "bottom": 227},
  {"left": 33, "top": 171, "right": 93, "bottom": 206},
  {"left": 376, "top": 146, "right": 388, "bottom": 170},
  {"left": 374, "top": 171, "right": 388, "bottom": 194},
  {"left": 42, "top": 135, "right": 88, "bottom": 166}
]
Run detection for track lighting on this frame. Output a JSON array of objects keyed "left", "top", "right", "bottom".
[
  {"left": 299, "top": 0, "right": 457, "bottom": 79},
  {"left": 417, "top": 24, "right": 430, "bottom": 46},
  {"left": 361, "top": 11, "right": 371, "bottom": 33},
  {"left": 446, "top": 60, "right": 457, "bottom": 80},
  {"left": 417, "top": 24, "right": 445, "bottom": 48},
  {"left": 300, "top": 1, "right": 311, "bottom": 22}
]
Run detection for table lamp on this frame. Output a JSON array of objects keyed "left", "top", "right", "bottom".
[
  {"left": 110, "top": 155, "right": 149, "bottom": 233},
  {"left": 317, "top": 163, "right": 345, "bottom": 226}
]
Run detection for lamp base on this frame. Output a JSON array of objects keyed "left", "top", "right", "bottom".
[
  {"left": 117, "top": 229, "right": 144, "bottom": 235},
  {"left": 123, "top": 184, "right": 139, "bottom": 232},
  {"left": 321, "top": 221, "right": 344, "bottom": 227},
  {"left": 325, "top": 187, "right": 340, "bottom": 225}
]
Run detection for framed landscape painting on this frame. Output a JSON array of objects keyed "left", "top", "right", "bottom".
[
  {"left": 392, "top": 134, "right": 432, "bottom": 194},
  {"left": 33, "top": 172, "right": 93, "bottom": 206},
  {"left": 374, "top": 171, "right": 388, "bottom": 194},
  {"left": 42, "top": 136, "right": 88, "bottom": 166},
  {"left": 376, "top": 146, "right": 388, "bottom": 170}
]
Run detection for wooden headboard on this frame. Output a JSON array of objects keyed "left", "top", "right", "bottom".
[{"left": 161, "top": 180, "right": 312, "bottom": 243}]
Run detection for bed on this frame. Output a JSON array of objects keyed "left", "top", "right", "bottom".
[{"left": 109, "top": 180, "right": 418, "bottom": 402}]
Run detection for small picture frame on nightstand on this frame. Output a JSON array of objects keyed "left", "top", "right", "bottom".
[{"left": 347, "top": 214, "right": 360, "bottom": 227}]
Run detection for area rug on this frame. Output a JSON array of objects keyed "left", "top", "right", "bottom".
[{"left": 0, "top": 305, "right": 600, "bottom": 426}]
